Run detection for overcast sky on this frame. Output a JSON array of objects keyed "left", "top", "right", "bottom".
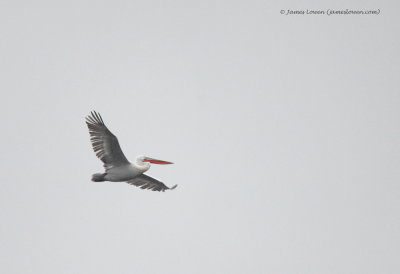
[{"left": 1, "top": 1, "right": 399, "bottom": 274}]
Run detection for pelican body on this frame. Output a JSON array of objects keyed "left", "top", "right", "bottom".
[{"left": 86, "top": 111, "right": 177, "bottom": 192}]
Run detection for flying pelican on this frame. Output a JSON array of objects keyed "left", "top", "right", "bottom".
[{"left": 85, "top": 111, "right": 177, "bottom": 192}]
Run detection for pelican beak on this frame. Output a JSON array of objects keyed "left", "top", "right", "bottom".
[{"left": 143, "top": 157, "right": 174, "bottom": 165}]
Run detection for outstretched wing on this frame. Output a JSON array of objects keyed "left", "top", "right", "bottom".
[
  {"left": 127, "top": 174, "right": 177, "bottom": 192},
  {"left": 86, "top": 111, "right": 130, "bottom": 170}
]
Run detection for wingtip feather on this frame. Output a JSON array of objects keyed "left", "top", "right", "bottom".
[{"left": 169, "top": 184, "right": 178, "bottom": 190}]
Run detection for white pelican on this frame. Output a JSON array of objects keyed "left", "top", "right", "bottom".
[{"left": 86, "top": 111, "right": 177, "bottom": 192}]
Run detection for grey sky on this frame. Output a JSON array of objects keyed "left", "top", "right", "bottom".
[{"left": 1, "top": 1, "right": 399, "bottom": 273}]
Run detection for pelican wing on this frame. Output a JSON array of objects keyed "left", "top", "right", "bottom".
[
  {"left": 86, "top": 111, "right": 130, "bottom": 169},
  {"left": 127, "top": 174, "right": 177, "bottom": 192}
]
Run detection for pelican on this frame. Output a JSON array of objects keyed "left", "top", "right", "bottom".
[{"left": 85, "top": 111, "right": 177, "bottom": 192}]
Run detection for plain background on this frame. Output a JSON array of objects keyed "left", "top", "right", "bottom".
[{"left": 1, "top": 1, "right": 399, "bottom": 274}]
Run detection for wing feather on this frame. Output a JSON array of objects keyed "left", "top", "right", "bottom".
[
  {"left": 127, "top": 174, "right": 177, "bottom": 192},
  {"left": 86, "top": 111, "right": 130, "bottom": 170}
]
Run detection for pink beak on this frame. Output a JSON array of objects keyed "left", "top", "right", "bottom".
[{"left": 143, "top": 157, "right": 174, "bottom": 165}]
